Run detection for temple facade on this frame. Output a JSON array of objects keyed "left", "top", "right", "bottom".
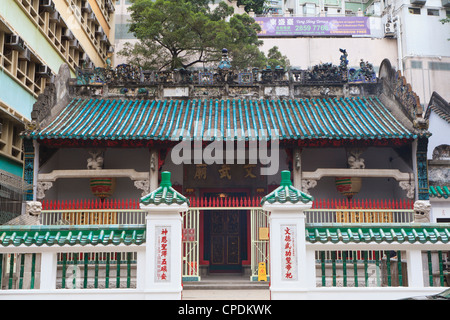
[{"left": 21, "top": 50, "right": 434, "bottom": 278}]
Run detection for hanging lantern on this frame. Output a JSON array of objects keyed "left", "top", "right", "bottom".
[
  {"left": 90, "top": 177, "right": 116, "bottom": 199},
  {"left": 335, "top": 177, "right": 362, "bottom": 200}
]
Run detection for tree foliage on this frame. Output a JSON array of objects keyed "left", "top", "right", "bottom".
[
  {"left": 266, "top": 46, "right": 290, "bottom": 69},
  {"left": 120, "top": 0, "right": 271, "bottom": 70},
  {"left": 119, "top": 0, "right": 289, "bottom": 71}
]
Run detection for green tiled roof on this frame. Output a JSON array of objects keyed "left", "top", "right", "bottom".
[
  {"left": 0, "top": 225, "right": 146, "bottom": 247},
  {"left": 140, "top": 171, "right": 189, "bottom": 206},
  {"left": 261, "top": 170, "right": 313, "bottom": 205},
  {"left": 306, "top": 224, "right": 450, "bottom": 244},
  {"left": 429, "top": 186, "right": 450, "bottom": 199},
  {"left": 29, "top": 97, "right": 416, "bottom": 141}
]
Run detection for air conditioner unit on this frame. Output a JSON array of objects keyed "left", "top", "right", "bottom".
[
  {"left": 49, "top": 11, "right": 61, "bottom": 23},
  {"left": 69, "top": 39, "right": 80, "bottom": 49},
  {"left": 87, "top": 12, "right": 96, "bottom": 21},
  {"left": 39, "top": 0, "right": 56, "bottom": 13},
  {"left": 36, "top": 65, "right": 53, "bottom": 78},
  {"left": 5, "top": 35, "right": 25, "bottom": 52},
  {"left": 62, "top": 29, "right": 74, "bottom": 41},
  {"left": 106, "top": 0, "right": 115, "bottom": 13},
  {"left": 384, "top": 22, "right": 395, "bottom": 37},
  {"left": 79, "top": 53, "right": 90, "bottom": 64},
  {"left": 95, "top": 26, "right": 104, "bottom": 36},
  {"left": 81, "top": 1, "right": 93, "bottom": 14},
  {"left": 107, "top": 45, "right": 115, "bottom": 54},
  {"left": 19, "top": 48, "right": 31, "bottom": 61},
  {"left": 100, "top": 34, "right": 108, "bottom": 43}
]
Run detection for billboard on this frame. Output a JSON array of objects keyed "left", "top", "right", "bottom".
[{"left": 255, "top": 17, "right": 370, "bottom": 37}]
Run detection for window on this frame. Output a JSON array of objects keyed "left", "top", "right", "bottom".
[
  {"left": 427, "top": 9, "right": 440, "bottom": 16},
  {"left": 409, "top": 7, "right": 421, "bottom": 14}
]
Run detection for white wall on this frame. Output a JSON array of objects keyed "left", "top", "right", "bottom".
[
  {"left": 260, "top": 37, "right": 398, "bottom": 70},
  {"left": 427, "top": 111, "right": 450, "bottom": 159}
]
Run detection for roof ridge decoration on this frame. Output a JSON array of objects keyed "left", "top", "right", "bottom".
[
  {"left": 429, "top": 185, "right": 450, "bottom": 199},
  {"left": 73, "top": 49, "right": 375, "bottom": 87},
  {"left": 425, "top": 91, "right": 450, "bottom": 124},
  {"left": 261, "top": 170, "right": 313, "bottom": 205},
  {"left": 140, "top": 171, "right": 189, "bottom": 206},
  {"left": 378, "top": 59, "right": 429, "bottom": 137}
]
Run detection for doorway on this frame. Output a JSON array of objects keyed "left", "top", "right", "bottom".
[{"left": 202, "top": 191, "right": 248, "bottom": 273}]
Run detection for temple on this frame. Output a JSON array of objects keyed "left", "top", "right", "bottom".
[{"left": 20, "top": 49, "right": 435, "bottom": 279}]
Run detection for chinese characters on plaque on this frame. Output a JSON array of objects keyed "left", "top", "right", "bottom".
[
  {"left": 193, "top": 164, "right": 257, "bottom": 181},
  {"left": 156, "top": 227, "right": 170, "bottom": 282},
  {"left": 282, "top": 225, "right": 297, "bottom": 280}
]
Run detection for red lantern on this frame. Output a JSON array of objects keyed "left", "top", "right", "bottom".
[
  {"left": 335, "top": 177, "right": 362, "bottom": 200},
  {"left": 90, "top": 178, "right": 116, "bottom": 199}
]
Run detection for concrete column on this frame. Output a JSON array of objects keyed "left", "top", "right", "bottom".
[
  {"left": 292, "top": 147, "right": 302, "bottom": 190},
  {"left": 39, "top": 252, "right": 57, "bottom": 291},
  {"left": 33, "top": 140, "right": 40, "bottom": 201},
  {"left": 406, "top": 249, "right": 425, "bottom": 288},
  {"left": 140, "top": 171, "right": 188, "bottom": 300},
  {"left": 262, "top": 171, "right": 313, "bottom": 300},
  {"left": 149, "top": 149, "right": 159, "bottom": 192},
  {"left": 143, "top": 208, "right": 185, "bottom": 299}
]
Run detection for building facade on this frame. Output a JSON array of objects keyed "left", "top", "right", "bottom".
[
  {"left": 21, "top": 51, "right": 433, "bottom": 276},
  {"left": 0, "top": 0, "right": 115, "bottom": 222}
]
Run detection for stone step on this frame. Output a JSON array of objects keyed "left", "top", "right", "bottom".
[{"left": 183, "top": 274, "right": 269, "bottom": 290}]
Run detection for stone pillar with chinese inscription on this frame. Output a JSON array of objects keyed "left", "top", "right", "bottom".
[
  {"left": 140, "top": 171, "right": 189, "bottom": 300},
  {"left": 261, "top": 170, "right": 314, "bottom": 300}
]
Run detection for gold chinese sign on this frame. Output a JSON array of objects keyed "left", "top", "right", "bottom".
[
  {"left": 63, "top": 211, "right": 117, "bottom": 225},
  {"left": 336, "top": 210, "right": 393, "bottom": 223}
]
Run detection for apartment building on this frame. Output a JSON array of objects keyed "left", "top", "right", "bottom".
[{"left": 0, "top": 0, "right": 115, "bottom": 222}]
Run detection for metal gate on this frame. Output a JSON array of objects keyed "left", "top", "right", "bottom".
[
  {"left": 182, "top": 207, "right": 269, "bottom": 282},
  {"left": 250, "top": 208, "right": 270, "bottom": 281},
  {"left": 182, "top": 209, "right": 200, "bottom": 281}
]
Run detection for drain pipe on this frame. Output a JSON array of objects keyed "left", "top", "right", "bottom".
[{"left": 393, "top": 15, "right": 403, "bottom": 73}]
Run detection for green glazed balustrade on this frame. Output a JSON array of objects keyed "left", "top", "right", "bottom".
[
  {"left": 0, "top": 225, "right": 146, "bottom": 247},
  {"left": 317, "top": 250, "right": 448, "bottom": 288},
  {"left": 306, "top": 223, "right": 450, "bottom": 244}
]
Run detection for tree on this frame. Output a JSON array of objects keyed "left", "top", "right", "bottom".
[
  {"left": 119, "top": 0, "right": 267, "bottom": 70},
  {"left": 266, "top": 46, "right": 290, "bottom": 70},
  {"left": 237, "top": 0, "right": 267, "bottom": 15}
]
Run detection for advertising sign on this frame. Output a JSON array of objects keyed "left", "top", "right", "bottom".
[{"left": 255, "top": 17, "right": 370, "bottom": 37}]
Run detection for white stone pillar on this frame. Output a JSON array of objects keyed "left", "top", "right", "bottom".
[
  {"left": 39, "top": 252, "right": 57, "bottom": 291},
  {"left": 262, "top": 171, "right": 313, "bottom": 300},
  {"left": 406, "top": 249, "right": 425, "bottom": 288},
  {"left": 140, "top": 171, "right": 188, "bottom": 300}
]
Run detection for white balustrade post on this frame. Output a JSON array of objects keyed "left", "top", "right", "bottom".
[
  {"left": 262, "top": 171, "right": 313, "bottom": 300},
  {"left": 39, "top": 251, "right": 57, "bottom": 291},
  {"left": 406, "top": 249, "right": 425, "bottom": 288},
  {"left": 140, "top": 171, "right": 188, "bottom": 300}
]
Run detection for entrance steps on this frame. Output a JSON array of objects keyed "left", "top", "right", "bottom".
[{"left": 183, "top": 274, "right": 269, "bottom": 290}]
